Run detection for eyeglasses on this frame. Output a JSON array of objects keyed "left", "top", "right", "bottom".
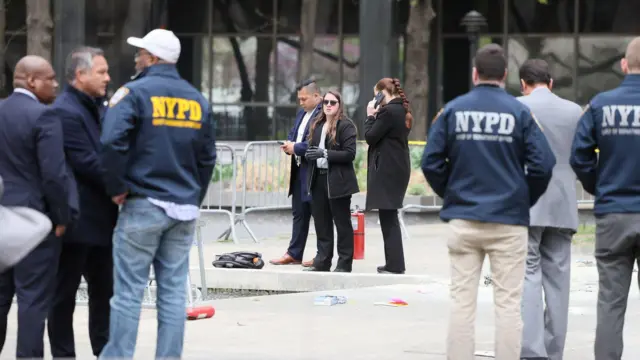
[
  {"left": 134, "top": 50, "right": 152, "bottom": 60},
  {"left": 323, "top": 100, "right": 338, "bottom": 106}
]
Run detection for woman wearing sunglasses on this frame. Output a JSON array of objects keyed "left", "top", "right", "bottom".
[
  {"left": 303, "top": 91, "right": 359, "bottom": 272},
  {"left": 364, "top": 78, "right": 412, "bottom": 274}
]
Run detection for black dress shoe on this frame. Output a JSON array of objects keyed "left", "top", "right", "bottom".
[
  {"left": 377, "top": 265, "right": 405, "bottom": 274},
  {"left": 303, "top": 266, "right": 329, "bottom": 272},
  {"left": 333, "top": 268, "right": 351, "bottom": 273}
]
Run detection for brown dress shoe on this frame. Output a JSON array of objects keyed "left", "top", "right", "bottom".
[
  {"left": 269, "top": 253, "right": 301, "bottom": 265},
  {"left": 301, "top": 259, "right": 314, "bottom": 267}
]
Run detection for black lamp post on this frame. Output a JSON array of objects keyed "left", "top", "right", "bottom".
[{"left": 461, "top": 10, "right": 487, "bottom": 90}]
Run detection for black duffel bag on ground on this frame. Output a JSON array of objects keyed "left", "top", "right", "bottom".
[{"left": 212, "top": 251, "right": 265, "bottom": 269}]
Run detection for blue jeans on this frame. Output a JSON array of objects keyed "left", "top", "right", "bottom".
[{"left": 99, "top": 198, "right": 196, "bottom": 359}]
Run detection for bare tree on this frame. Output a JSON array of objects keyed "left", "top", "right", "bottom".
[
  {"left": 0, "top": 0, "right": 6, "bottom": 95},
  {"left": 404, "top": 0, "right": 435, "bottom": 140},
  {"left": 299, "top": 0, "right": 318, "bottom": 81},
  {"left": 26, "top": 0, "right": 53, "bottom": 61}
]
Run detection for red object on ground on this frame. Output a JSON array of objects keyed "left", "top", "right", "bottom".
[
  {"left": 186, "top": 306, "right": 215, "bottom": 320},
  {"left": 352, "top": 210, "right": 365, "bottom": 260}
]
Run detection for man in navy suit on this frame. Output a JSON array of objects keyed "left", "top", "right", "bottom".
[
  {"left": 0, "top": 55, "right": 73, "bottom": 358},
  {"left": 47, "top": 47, "right": 118, "bottom": 358},
  {"left": 270, "top": 80, "right": 322, "bottom": 266}
]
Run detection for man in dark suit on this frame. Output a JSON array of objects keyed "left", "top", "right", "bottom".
[
  {"left": 0, "top": 55, "right": 72, "bottom": 358},
  {"left": 46, "top": 47, "right": 118, "bottom": 358},
  {"left": 269, "top": 80, "right": 322, "bottom": 266}
]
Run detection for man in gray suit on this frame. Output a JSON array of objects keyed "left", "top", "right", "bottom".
[{"left": 517, "top": 59, "right": 583, "bottom": 360}]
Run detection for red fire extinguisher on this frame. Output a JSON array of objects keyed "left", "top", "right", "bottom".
[
  {"left": 187, "top": 305, "right": 215, "bottom": 321},
  {"left": 352, "top": 207, "right": 365, "bottom": 260}
]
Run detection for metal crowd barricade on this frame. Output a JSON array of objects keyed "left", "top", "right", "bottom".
[
  {"left": 397, "top": 196, "right": 443, "bottom": 241},
  {"left": 218, "top": 141, "right": 292, "bottom": 243},
  {"left": 201, "top": 143, "right": 240, "bottom": 244},
  {"left": 76, "top": 215, "right": 209, "bottom": 309},
  {"left": 577, "top": 185, "right": 595, "bottom": 205},
  {"left": 142, "top": 221, "right": 208, "bottom": 309}
]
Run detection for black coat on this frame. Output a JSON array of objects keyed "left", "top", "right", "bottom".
[
  {"left": 57, "top": 85, "right": 119, "bottom": 246},
  {"left": 364, "top": 98, "right": 411, "bottom": 210},
  {"left": 306, "top": 117, "right": 360, "bottom": 199}
]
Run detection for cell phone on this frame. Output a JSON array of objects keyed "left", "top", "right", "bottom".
[
  {"left": 373, "top": 92, "right": 384, "bottom": 108},
  {"left": 277, "top": 141, "right": 286, "bottom": 145}
]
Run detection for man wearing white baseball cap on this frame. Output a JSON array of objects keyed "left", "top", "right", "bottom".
[
  {"left": 98, "top": 28, "right": 216, "bottom": 359},
  {"left": 127, "top": 28, "right": 181, "bottom": 65}
]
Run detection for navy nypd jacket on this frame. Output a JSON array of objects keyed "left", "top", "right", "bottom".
[
  {"left": 571, "top": 74, "right": 640, "bottom": 215},
  {"left": 422, "top": 84, "right": 556, "bottom": 226},
  {"left": 100, "top": 64, "right": 216, "bottom": 206}
]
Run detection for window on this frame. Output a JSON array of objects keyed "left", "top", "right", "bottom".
[
  {"left": 342, "top": 37, "right": 360, "bottom": 106},
  {"left": 276, "top": 0, "right": 341, "bottom": 35},
  {"left": 1, "top": 0, "right": 27, "bottom": 96},
  {"left": 508, "top": 0, "right": 577, "bottom": 33},
  {"left": 201, "top": 36, "right": 277, "bottom": 139},
  {"left": 94, "top": 0, "right": 171, "bottom": 90},
  {"left": 578, "top": 0, "right": 640, "bottom": 33},
  {"left": 441, "top": 36, "right": 503, "bottom": 103},
  {"left": 505, "top": 36, "right": 576, "bottom": 101},
  {"left": 576, "top": 36, "right": 631, "bottom": 105}
]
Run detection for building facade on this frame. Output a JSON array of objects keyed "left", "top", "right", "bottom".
[{"left": 1, "top": 0, "right": 634, "bottom": 140}]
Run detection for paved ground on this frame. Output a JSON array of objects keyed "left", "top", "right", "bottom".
[
  {"left": 3, "top": 220, "right": 639, "bottom": 359},
  {"left": 3, "top": 282, "right": 639, "bottom": 359},
  {"left": 193, "top": 215, "right": 603, "bottom": 290}
]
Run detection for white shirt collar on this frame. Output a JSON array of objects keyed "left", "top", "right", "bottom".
[
  {"left": 531, "top": 86, "right": 550, "bottom": 94},
  {"left": 13, "top": 88, "right": 38, "bottom": 102}
]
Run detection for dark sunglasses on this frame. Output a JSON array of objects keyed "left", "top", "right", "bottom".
[{"left": 323, "top": 99, "right": 338, "bottom": 106}]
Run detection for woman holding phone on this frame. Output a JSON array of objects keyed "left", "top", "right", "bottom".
[
  {"left": 364, "top": 78, "right": 412, "bottom": 274},
  {"left": 303, "top": 90, "right": 359, "bottom": 272}
]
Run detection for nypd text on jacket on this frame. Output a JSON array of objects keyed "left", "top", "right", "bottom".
[
  {"left": 422, "top": 84, "right": 556, "bottom": 226},
  {"left": 571, "top": 74, "right": 640, "bottom": 215},
  {"left": 100, "top": 64, "right": 216, "bottom": 207}
]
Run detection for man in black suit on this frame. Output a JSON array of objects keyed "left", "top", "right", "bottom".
[
  {"left": 47, "top": 47, "right": 118, "bottom": 358},
  {"left": 269, "top": 80, "right": 322, "bottom": 266},
  {"left": 0, "top": 55, "right": 72, "bottom": 358}
]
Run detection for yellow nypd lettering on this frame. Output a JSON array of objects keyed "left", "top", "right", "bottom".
[
  {"left": 189, "top": 100, "right": 202, "bottom": 121},
  {"left": 149, "top": 96, "right": 203, "bottom": 129},
  {"left": 150, "top": 97, "right": 166, "bottom": 117},
  {"left": 176, "top": 99, "right": 190, "bottom": 119}
]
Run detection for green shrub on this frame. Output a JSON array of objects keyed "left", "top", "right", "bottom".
[
  {"left": 356, "top": 167, "right": 368, "bottom": 192},
  {"left": 354, "top": 145, "right": 367, "bottom": 171},
  {"left": 409, "top": 146, "right": 424, "bottom": 170},
  {"left": 407, "top": 183, "right": 428, "bottom": 196},
  {"left": 211, "top": 164, "right": 235, "bottom": 183}
]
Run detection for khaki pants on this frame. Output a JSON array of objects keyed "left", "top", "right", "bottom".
[{"left": 446, "top": 219, "right": 528, "bottom": 360}]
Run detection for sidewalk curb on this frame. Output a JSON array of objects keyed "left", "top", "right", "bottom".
[{"left": 188, "top": 267, "right": 441, "bottom": 292}]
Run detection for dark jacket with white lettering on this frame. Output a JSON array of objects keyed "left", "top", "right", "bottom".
[
  {"left": 100, "top": 64, "right": 216, "bottom": 206},
  {"left": 422, "top": 84, "right": 556, "bottom": 226},
  {"left": 570, "top": 75, "right": 640, "bottom": 215}
]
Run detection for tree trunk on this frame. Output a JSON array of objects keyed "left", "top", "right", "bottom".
[
  {"left": 26, "top": 0, "right": 53, "bottom": 62},
  {"left": 299, "top": 0, "right": 318, "bottom": 81},
  {"left": 404, "top": 0, "right": 435, "bottom": 140},
  {"left": 0, "top": 0, "right": 6, "bottom": 96}
]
